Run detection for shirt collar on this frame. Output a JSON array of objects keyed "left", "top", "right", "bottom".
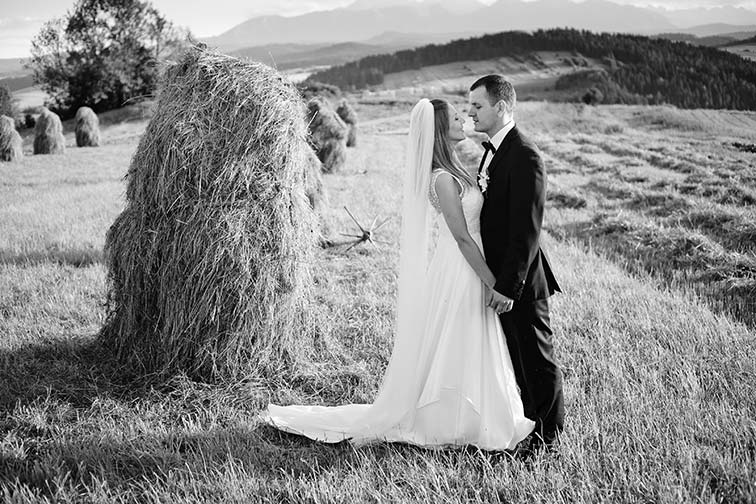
[{"left": 489, "top": 120, "right": 515, "bottom": 151}]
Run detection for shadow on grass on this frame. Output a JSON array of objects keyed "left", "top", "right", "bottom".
[
  {"left": 0, "top": 336, "right": 137, "bottom": 412},
  {"left": 0, "top": 247, "right": 103, "bottom": 267},
  {"left": 0, "top": 335, "right": 369, "bottom": 497},
  {"left": 0, "top": 421, "right": 363, "bottom": 499}
]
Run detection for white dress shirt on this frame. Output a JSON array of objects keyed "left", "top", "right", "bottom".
[{"left": 482, "top": 120, "right": 515, "bottom": 173}]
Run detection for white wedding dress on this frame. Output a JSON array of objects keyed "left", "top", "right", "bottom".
[{"left": 261, "top": 168, "right": 534, "bottom": 451}]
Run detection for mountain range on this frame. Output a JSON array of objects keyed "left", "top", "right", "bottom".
[{"left": 202, "top": 0, "right": 756, "bottom": 52}]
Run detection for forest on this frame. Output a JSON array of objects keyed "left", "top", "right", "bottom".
[{"left": 309, "top": 28, "right": 756, "bottom": 110}]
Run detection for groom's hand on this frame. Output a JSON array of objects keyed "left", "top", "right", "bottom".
[{"left": 487, "top": 288, "right": 514, "bottom": 314}]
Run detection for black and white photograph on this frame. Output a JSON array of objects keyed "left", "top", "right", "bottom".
[{"left": 1, "top": 0, "right": 755, "bottom": 501}]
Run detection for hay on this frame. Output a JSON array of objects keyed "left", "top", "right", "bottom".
[
  {"left": 33, "top": 108, "right": 66, "bottom": 154},
  {"left": 100, "top": 46, "right": 320, "bottom": 381},
  {"left": 307, "top": 98, "right": 347, "bottom": 174},
  {"left": 302, "top": 144, "right": 332, "bottom": 245},
  {"left": 298, "top": 81, "right": 341, "bottom": 101},
  {"left": 336, "top": 100, "right": 358, "bottom": 147},
  {"left": 75, "top": 106, "right": 100, "bottom": 147},
  {"left": 0, "top": 115, "right": 23, "bottom": 162}
]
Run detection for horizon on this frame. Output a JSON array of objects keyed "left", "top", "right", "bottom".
[{"left": 2, "top": 0, "right": 756, "bottom": 59}]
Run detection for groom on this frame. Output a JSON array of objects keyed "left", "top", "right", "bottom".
[{"left": 468, "top": 75, "right": 564, "bottom": 451}]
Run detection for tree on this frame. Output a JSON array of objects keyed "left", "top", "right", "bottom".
[{"left": 27, "top": 0, "right": 190, "bottom": 117}]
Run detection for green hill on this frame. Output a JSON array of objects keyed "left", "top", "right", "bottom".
[{"left": 309, "top": 28, "right": 756, "bottom": 110}]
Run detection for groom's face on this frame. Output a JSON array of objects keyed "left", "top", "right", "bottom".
[{"left": 468, "top": 86, "right": 501, "bottom": 136}]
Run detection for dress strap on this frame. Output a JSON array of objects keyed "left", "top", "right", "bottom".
[{"left": 429, "top": 170, "right": 465, "bottom": 212}]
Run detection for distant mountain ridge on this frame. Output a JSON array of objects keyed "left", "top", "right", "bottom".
[
  {"left": 202, "top": 0, "right": 756, "bottom": 53},
  {"left": 202, "top": 0, "right": 677, "bottom": 51},
  {"left": 228, "top": 31, "right": 480, "bottom": 71}
]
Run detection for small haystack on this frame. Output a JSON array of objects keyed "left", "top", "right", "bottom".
[
  {"left": 100, "top": 46, "right": 319, "bottom": 381},
  {"left": 298, "top": 81, "right": 341, "bottom": 101},
  {"left": 336, "top": 100, "right": 358, "bottom": 147},
  {"left": 75, "top": 106, "right": 100, "bottom": 147},
  {"left": 33, "top": 108, "right": 65, "bottom": 154},
  {"left": 307, "top": 98, "right": 347, "bottom": 174},
  {"left": 0, "top": 115, "right": 23, "bottom": 162},
  {"left": 303, "top": 144, "right": 332, "bottom": 245}
]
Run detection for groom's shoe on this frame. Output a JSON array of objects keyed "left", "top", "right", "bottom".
[{"left": 528, "top": 430, "right": 560, "bottom": 455}]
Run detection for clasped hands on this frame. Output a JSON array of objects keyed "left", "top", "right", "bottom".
[{"left": 485, "top": 286, "right": 513, "bottom": 314}]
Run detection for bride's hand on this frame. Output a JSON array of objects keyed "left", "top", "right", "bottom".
[
  {"left": 486, "top": 286, "right": 514, "bottom": 314},
  {"left": 484, "top": 285, "right": 494, "bottom": 306}
]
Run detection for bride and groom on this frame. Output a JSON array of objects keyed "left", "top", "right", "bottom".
[{"left": 263, "top": 74, "right": 564, "bottom": 454}]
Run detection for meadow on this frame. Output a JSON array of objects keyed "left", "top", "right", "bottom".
[{"left": 0, "top": 96, "right": 755, "bottom": 503}]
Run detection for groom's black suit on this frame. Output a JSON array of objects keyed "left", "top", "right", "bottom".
[{"left": 479, "top": 125, "right": 564, "bottom": 444}]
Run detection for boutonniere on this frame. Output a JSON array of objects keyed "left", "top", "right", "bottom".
[{"left": 478, "top": 168, "right": 489, "bottom": 193}]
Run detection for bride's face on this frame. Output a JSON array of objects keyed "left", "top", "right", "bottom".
[{"left": 446, "top": 105, "right": 465, "bottom": 143}]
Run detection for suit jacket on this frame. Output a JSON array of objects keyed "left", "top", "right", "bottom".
[{"left": 479, "top": 126, "right": 561, "bottom": 302}]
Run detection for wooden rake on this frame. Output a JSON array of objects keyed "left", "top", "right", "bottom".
[{"left": 339, "top": 206, "right": 391, "bottom": 252}]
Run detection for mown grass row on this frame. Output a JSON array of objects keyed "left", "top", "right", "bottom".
[{"left": 534, "top": 104, "right": 756, "bottom": 329}]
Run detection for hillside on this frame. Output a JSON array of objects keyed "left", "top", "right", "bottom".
[
  {"left": 653, "top": 33, "right": 736, "bottom": 47},
  {"left": 724, "top": 42, "right": 756, "bottom": 62},
  {"left": 231, "top": 41, "right": 421, "bottom": 71},
  {"left": 310, "top": 28, "right": 756, "bottom": 110},
  {"left": 0, "top": 58, "right": 26, "bottom": 78}
]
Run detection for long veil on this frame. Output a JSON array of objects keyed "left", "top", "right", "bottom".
[
  {"left": 350, "top": 98, "right": 436, "bottom": 433},
  {"left": 262, "top": 99, "right": 437, "bottom": 442}
]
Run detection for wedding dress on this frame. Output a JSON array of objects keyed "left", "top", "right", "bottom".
[{"left": 261, "top": 100, "right": 533, "bottom": 451}]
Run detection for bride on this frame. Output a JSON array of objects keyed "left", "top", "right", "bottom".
[{"left": 262, "top": 98, "right": 534, "bottom": 450}]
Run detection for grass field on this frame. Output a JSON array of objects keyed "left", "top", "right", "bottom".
[{"left": 1, "top": 97, "right": 755, "bottom": 503}]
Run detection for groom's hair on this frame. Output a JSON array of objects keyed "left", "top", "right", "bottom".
[{"left": 470, "top": 75, "right": 516, "bottom": 112}]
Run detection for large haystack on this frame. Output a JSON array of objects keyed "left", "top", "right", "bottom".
[
  {"left": 336, "top": 100, "right": 358, "bottom": 147},
  {"left": 303, "top": 143, "right": 332, "bottom": 245},
  {"left": 307, "top": 98, "right": 347, "bottom": 174},
  {"left": 33, "top": 108, "right": 65, "bottom": 154},
  {"left": 100, "top": 46, "right": 320, "bottom": 381},
  {"left": 0, "top": 115, "right": 23, "bottom": 162},
  {"left": 75, "top": 106, "right": 100, "bottom": 147}
]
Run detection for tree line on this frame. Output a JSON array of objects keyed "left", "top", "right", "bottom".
[{"left": 309, "top": 28, "right": 756, "bottom": 110}]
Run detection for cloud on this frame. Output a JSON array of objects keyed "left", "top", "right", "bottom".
[{"left": 0, "top": 17, "right": 50, "bottom": 58}]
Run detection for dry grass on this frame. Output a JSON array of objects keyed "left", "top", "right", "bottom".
[
  {"left": 0, "top": 115, "right": 22, "bottom": 162},
  {"left": 74, "top": 107, "right": 100, "bottom": 147},
  {"left": 302, "top": 144, "right": 333, "bottom": 246},
  {"left": 100, "top": 47, "right": 320, "bottom": 381},
  {"left": 514, "top": 101, "right": 756, "bottom": 328},
  {"left": 336, "top": 100, "right": 358, "bottom": 147},
  {"left": 307, "top": 98, "right": 348, "bottom": 173},
  {"left": 32, "top": 108, "right": 65, "bottom": 155},
  {"left": 0, "top": 97, "right": 754, "bottom": 503}
]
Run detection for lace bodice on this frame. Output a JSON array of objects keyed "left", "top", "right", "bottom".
[{"left": 429, "top": 170, "right": 483, "bottom": 235}]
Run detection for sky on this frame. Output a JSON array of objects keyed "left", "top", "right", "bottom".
[{"left": 1, "top": 0, "right": 756, "bottom": 59}]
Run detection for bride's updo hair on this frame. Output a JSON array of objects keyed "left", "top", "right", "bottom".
[{"left": 430, "top": 99, "right": 475, "bottom": 188}]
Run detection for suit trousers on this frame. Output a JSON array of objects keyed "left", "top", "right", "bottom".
[{"left": 498, "top": 298, "right": 564, "bottom": 442}]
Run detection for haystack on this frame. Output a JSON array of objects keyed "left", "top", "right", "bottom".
[
  {"left": 33, "top": 108, "right": 66, "bottom": 154},
  {"left": 0, "top": 115, "right": 23, "bottom": 162},
  {"left": 75, "top": 106, "right": 100, "bottom": 147},
  {"left": 336, "top": 100, "right": 358, "bottom": 147},
  {"left": 307, "top": 98, "right": 347, "bottom": 174},
  {"left": 298, "top": 81, "right": 341, "bottom": 101},
  {"left": 100, "top": 46, "right": 320, "bottom": 381},
  {"left": 303, "top": 144, "right": 332, "bottom": 245}
]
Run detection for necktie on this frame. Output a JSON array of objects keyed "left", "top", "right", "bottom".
[{"left": 482, "top": 141, "right": 496, "bottom": 154}]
